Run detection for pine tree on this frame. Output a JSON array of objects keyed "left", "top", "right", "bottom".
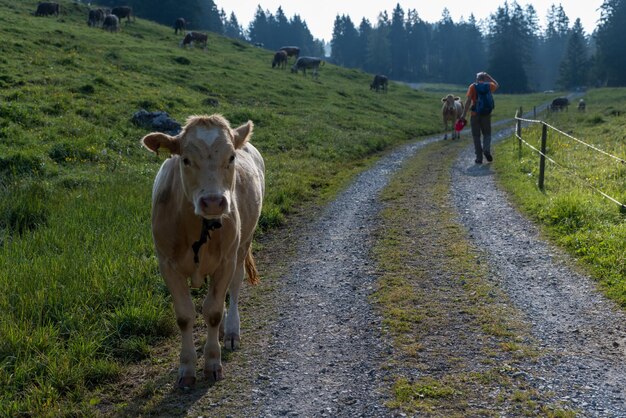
[
  {"left": 557, "top": 19, "right": 589, "bottom": 89},
  {"left": 389, "top": 4, "right": 408, "bottom": 79},
  {"left": 486, "top": 1, "right": 534, "bottom": 93},
  {"left": 223, "top": 12, "right": 245, "bottom": 40},
  {"left": 366, "top": 13, "right": 391, "bottom": 75},
  {"left": 596, "top": 0, "right": 626, "bottom": 85},
  {"left": 356, "top": 18, "right": 373, "bottom": 72},
  {"left": 331, "top": 15, "right": 359, "bottom": 67},
  {"left": 405, "top": 9, "right": 430, "bottom": 80},
  {"left": 248, "top": 6, "right": 271, "bottom": 47}
]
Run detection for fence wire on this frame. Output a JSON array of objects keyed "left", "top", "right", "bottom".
[{"left": 514, "top": 116, "right": 626, "bottom": 211}]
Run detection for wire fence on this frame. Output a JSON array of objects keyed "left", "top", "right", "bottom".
[{"left": 514, "top": 108, "right": 626, "bottom": 213}]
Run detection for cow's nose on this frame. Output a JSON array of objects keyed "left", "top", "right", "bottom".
[{"left": 200, "top": 195, "right": 226, "bottom": 214}]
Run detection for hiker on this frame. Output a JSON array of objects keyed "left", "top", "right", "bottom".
[{"left": 459, "top": 72, "right": 499, "bottom": 164}]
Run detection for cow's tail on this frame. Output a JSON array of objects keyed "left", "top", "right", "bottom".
[{"left": 245, "top": 246, "right": 260, "bottom": 285}]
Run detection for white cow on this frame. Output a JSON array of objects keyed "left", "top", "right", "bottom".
[
  {"left": 441, "top": 94, "right": 463, "bottom": 140},
  {"left": 141, "top": 114, "right": 265, "bottom": 387}
]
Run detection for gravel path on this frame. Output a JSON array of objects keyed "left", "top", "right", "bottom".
[
  {"left": 451, "top": 127, "right": 626, "bottom": 417},
  {"left": 240, "top": 109, "right": 626, "bottom": 417},
  {"left": 244, "top": 136, "right": 441, "bottom": 417}
]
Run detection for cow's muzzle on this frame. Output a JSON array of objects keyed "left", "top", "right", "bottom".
[{"left": 198, "top": 194, "right": 227, "bottom": 218}]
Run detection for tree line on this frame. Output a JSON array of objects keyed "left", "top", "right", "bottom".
[
  {"left": 330, "top": 1, "right": 626, "bottom": 92},
  {"left": 97, "top": 0, "right": 626, "bottom": 92}
]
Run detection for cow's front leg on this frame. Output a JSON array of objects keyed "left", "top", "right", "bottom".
[
  {"left": 223, "top": 258, "right": 245, "bottom": 350},
  {"left": 160, "top": 261, "right": 197, "bottom": 388},
  {"left": 202, "top": 261, "right": 235, "bottom": 383}
]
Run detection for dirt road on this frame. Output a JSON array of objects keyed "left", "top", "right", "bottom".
[{"left": 106, "top": 111, "right": 625, "bottom": 417}]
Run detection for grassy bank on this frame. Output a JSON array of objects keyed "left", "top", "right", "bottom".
[{"left": 494, "top": 88, "right": 626, "bottom": 306}]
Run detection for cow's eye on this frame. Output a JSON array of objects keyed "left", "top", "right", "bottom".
[
  {"left": 229, "top": 155, "right": 235, "bottom": 163},
  {"left": 183, "top": 157, "right": 191, "bottom": 166}
]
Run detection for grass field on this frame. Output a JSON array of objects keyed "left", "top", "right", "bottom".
[
  {"left": 0, "top": 0, "right": 618, "bottom": 415},
  {"left": 494, "top": 88, "right": 626, "bottom": 306}
]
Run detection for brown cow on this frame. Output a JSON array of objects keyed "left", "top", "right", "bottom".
[
  {"left": 141, "top": 114, "right": 265, "bottom": 387},
  {"left": 441, "top": 94, "right": 463, "bottom": 140},
  {"left": 180, "top": 31, "right": 208, "bottom": 49},
  {"left": 279, "top": 46, "right": 300, "bottom": 61},
  {"left": 35, "top": 2, "right": 59, "bottom": 16},
  {"left": 111, "top": 6, "right": 134, "bottom": 23},
  {"left": 272, "top": 50, "right": 288, "bottom": 69},
  {"left": 174, "top": 17, "right": 186, "bottom": 34}
]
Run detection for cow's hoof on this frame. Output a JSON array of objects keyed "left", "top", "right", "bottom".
[
  {"left": 223, "top": 333, "right": 240, "bottom": 351},
  {"left": 204, "top": 365, "right": 224, "bottom": 383},
  {"left": 177, "top": 375, "right": 196, "bottom": 389}
]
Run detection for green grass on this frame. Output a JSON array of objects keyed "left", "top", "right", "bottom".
[{"left": 494, "top": 87, "right": 626, "bottom": 306}]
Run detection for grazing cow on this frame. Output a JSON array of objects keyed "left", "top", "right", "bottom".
[
  {"left": 87, "top": 8, "right": 105, "bottom": 27},
  {"left": 370, "top": 74, "right": 388, "bottom": 93},
  {"left": 174, "top": 17, "right": 186, "bottom": 34},
  {"left": 279, "top": 46, "right": 300, "bottom": 61},
  {"left": 35, "top": 2, "right": 59, "bottom": 16},
  {"left": 141, "top": 114, "right": 265, "bottom": 387},
  {"left": 550, "top": 97, "right": 569, "bottom": 112},
  {"left": 272, "top": 50, "right": 288, "bottom": 69},
  {"left": 578, "top": 98, "right": 586, "bottom": 112},
  {"left": 291, "top": 56, "right": 324, "bottom": 78},
  {"left": 102, "top": 14, "right": 119, "bottom": 32},
  {"left": 441, "top": 94, "right": 463, "bottom": 140},
  {"left": 111, "top": 6, "right": 134, "bottom": 23},
  {"left": 180, "top": 31, "right": 208, "bottom": 49}
]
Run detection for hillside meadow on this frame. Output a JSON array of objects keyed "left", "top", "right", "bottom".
[{"left": 0, "top": 0, "right": 570, "bottom": 414}]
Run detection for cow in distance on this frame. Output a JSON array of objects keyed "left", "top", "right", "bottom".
[{"left": 441, "top": 94, "right": 463, "bottom": 140}]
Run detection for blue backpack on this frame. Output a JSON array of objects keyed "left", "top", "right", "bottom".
[{"left": 474, "top": 82, "right": 494, "bottom": 115}]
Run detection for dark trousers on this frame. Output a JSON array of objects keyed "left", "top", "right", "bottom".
[{"left": 470, "top": 114, "right": 492, "bottom": 161}]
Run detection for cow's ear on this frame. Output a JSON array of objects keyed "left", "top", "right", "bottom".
[
  {"left": 233, "top": 120, "right": 253, "bottom": 149},
  {"left": 142, "top": 132, "right": 181, "bottom": 155},
  {"left": 455, "top": 96, "right": 461, "bottom": 101},
  {"left": 441, "top": 97, "right": 446, "bottom": 102}
]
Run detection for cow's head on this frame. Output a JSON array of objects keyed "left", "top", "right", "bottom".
[
  {"left": 142, "top": 115, "right": 253, "bottom": 221},
  {"left": 442, "top": 94, "right": 460, "bottom": 111}
]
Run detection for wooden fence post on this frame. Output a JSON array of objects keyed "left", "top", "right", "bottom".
[
  {"left": 517, "top": 115, "right": 522, "bottom": 161},
  {"left": 538, "top": 123, "right": 547, "bottom": 191}
]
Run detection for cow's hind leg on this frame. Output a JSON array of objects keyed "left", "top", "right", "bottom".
[{"left": 160, "top": 262, "right": 197, "bottom": 388}]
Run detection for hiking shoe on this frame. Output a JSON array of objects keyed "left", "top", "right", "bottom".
[
  {"left": 484, "top": 152, "right": 493, "bottom": 162},
  {"left": 475, "top": 159, "right": 483, "bottom": 164}
]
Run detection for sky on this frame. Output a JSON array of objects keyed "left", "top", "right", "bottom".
[{"left": 222, "top": 0, "right": 605, "bottom": 42}]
